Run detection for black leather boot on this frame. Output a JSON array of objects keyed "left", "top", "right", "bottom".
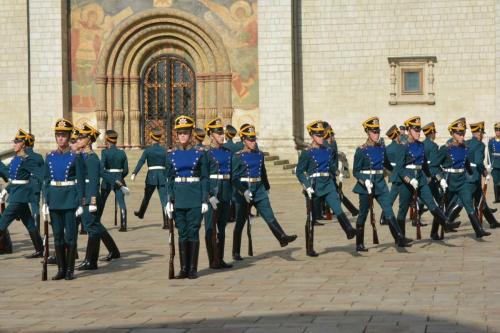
[
  {"left": 76, "top": 240, "right": 90, "bottom": 269},
  {"left": 100, "top": 230, "right": 120, "bottom": 261},
  {"left": 267, "top": 220, "right": 298, "bottom": 247},
  {"left": 494, "top": 185, "right": 500, "bottom": 203},
  {"left": 134, "top": 186, "right": 154, "bottom": 219},
  {"left": 356, "top": 224, "right": 368, "bottom": 252},
  {"left": 379, "top": 213, "right": 387, "bottom": 225},
  {"left": 47, "top": 254, "right": 57, "bottom": 265},
  {"left": 0, "top": 229, "right": 13, "bottom": 254},
  {"left": 398, "top": 219, "right": 406, "bottom": 237},
  {"left": 34, "top": 214, "right": 40, "bottom": 232},
  {"left": 25, "top": 230, "right": 44, "bottom": 258},
  {"left": 205, "top": 235, "right": 218, "bottom": 269},
  {"left": 52, "top": 245, "right": 67, "bottom": 280},
  {"left": 469, "top": 213, "right": 491, "bottom": 238},
  {"left": 232, "top": 227, "right": 243, "bottom": 260},
  {"left": 119, "top": 209, "right": 127, "bottom": 232},
  {"left": 162, "top": 211, "right": 168, "bottom": 230},
  {"left": 65, "top": 245, "right": 77, "bottom": 280},
  {"left": 430, "top": 218, "right": 443, "bottom": 240},
  {"left": 175, "top": 240, "right": 189, "bottom": 279},
  {"left": 78, "top": 236, "right": 100, "bottom": 270},
  {"left": 187, "top": 241, "right": 200, "bottom": 279},
  {"left": 390, "top": 217, "right": 413, "bottom": 247},
  {"left": 337, "top": 213, "right": 357, "bottom": 239},
  {"left": 483, "top": 205, "right": 500, "bottom": 228},
  {"left": 431, "top": 208, "right": 461, "bottom": 232},
  {"left": 218, "top": 236, "right": 232, "bottom": 268},
  {"left": 446, "top": 204, "right": 463, "bottom": 223},
  {"left": 341, "top": 195, "right": 359, "bottom": 217}
]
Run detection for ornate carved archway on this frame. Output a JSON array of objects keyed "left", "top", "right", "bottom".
[{"left": 95, "top": 8, "right": 233, "bottom": 147}]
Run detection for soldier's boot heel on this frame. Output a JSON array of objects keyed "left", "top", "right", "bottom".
[
  {"left": 100, "top": 230, "right": 120, "bottom": 261},
  {"left": 355, "top": 224, "right": 368, "bottom": 252},
  {"left": 232, "top": 228, "right": 243, "bottom": 260},
  {"left": 391, "top": 218, "right": 412, "bottom": 247},
  {"left": 187, "top": 241, "right": 199, "bottom": 279},
  {"left": 430, "top": 218, "right": 443, "bottom": 240},
  {"left": 337, "top": 213, "right": 357, "bottom": 239},
  {"left": 119, "top": 209, "right": 127, "bottom": 232},
  {"left": 175, "top": 241, "right": 189, "bottom": 279},
  {"left": 0, "top": 229, "right": 13, "bottom": 254},
  {"left": 267, "top": 220, "right": 297, "bottom": 247},
  {"left": 78, "top": 236, "right": 99, "bottom": 270},
  {"left": 483, "top": 205, "right": 500, "bottom": 228},
  {"left": 25, "top": 230, "right": 44, "bottom": 259},
  {"left": 469, "top": 213, "right": 491, "bottom": 238},
  {"left": 431, "top": 208, "right": 461, "bottom": 232},
  {"left": 65, "top": 245, "right": 77, "bottom": 280},
  {"left": 52, "top": 245, "right": 67, "bottom": 280}
]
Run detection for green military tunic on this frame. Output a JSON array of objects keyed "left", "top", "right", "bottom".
[{"left": 100, "top": 144, "right": 129, "bottom": 213}]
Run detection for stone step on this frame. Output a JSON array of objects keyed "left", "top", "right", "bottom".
[
  {"left": 273, "top": 159, "right": 289, "bottom": 166},
  {"left": 264, "top": 155, "right": 279, "bottom": 162}
]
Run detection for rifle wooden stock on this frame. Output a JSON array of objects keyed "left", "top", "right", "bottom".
[
  {"left": 168, "top": 215, "right": 175, "bottom": 279},
  {"left": 439, "top": 186, "right": 447, "bottom": 239},
  {"left": 304, "top": 191, "right": 315, "bottom": 255},
  {"left": 338, "top": 181, "right": 359, "bottom": 216},
  {"left": 211, "top": 206, "right": 220, "bottom": 268},
  {"left": 247, "top": 203, "right": 253, "bottom": 257},
  {"left": 411, "top": 189, "right": 422, "bottom": 240},
  {"left": 114, "top": 196, "right": 117, "bottom": 226},
  {"left": 368, "top": 194, "right": 379, "bottom": 244},
  {"left": 478, "top": 182, "right": 488, "bottom": 226},
  {"left": 42, "top": 208, "right": 49, "bottom": 281}
]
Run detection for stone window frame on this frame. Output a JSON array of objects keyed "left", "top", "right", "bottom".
[{"left": 388, "top": 56, "right": 437, "bottom": 105}]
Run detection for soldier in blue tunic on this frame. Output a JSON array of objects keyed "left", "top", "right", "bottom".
[
  {"left": 232, "top": 124, "right": 297, "bottom": 260},
  {"left": 43, "top": 119, "right": 86, "bottom": 280},
  {"left": 77, "top": 123, "right": 121, "bottom": 270},
  {"left": 194, "top": 128, "right": 206, "bottom": 148},
  {"left": 99, "top": 130, "right": 130, "bottom": 232},
  {"left": 0, "top": 129, "right": 44, "bottom": 257},
  {"left": 25, "top": 134, "right": 44, "bottom": 232},
  {"left": 296, "top": 120, "right": 357, "bottom": 255},
  {"left": 466, "top": 121, "right": 499, "bottom": 228},
  {"left": 395, "top": 116, "right": 460, "bottom": 238},
  {"left": 131, "top": 129, "right": 168, "bottom": 229},
  {"left": 203, "top": 117, "right": 233, "bottom": 269},
  {"left": 489, "top": 122, "right": 500, "bottom": 203},
  {"left": 165, "top": 115, "right": 209, "bottom": 279},
  {"left": 351, "top": 118, "right": 413, "bottom": 250},
  {"left": 432, "top": 119, "right": 490, "bottom": 238}
]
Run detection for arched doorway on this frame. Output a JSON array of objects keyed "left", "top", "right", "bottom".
[{"left": 141, "top": 55, "right": 196, "bottom": 147}]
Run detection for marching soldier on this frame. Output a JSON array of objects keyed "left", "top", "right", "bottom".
[
  {"left": 131, "top": 129, "right": 168, "bottom": 229},
  {"left": 204, "top": 117, "right": 233, "bottom": 269},
  {"left": 77, "top": 123, "right": 121, "bottom": 270},
  {"left": 352, "top": 118, "right": 413, "bottom": 250},
  {"left": 296, "top": 120, "right": 357, "bottom": 256},
  {"left": 232, "top": 124, "right": 297, "bottom": 260},
  {"left": 0, "top": 129, "right": 44, "bottom": 257},
  {"left": 399, "top": 125, "right": 409, "bottom": 144},
  {"left": 194, "top": 127, "right": 206, "bottom": 147},
  {"left": 25, "top": 134, "right": 44, "bottom": 232},
  {"left": 466, "top": 122, "right": 499, "bottom": 228},
  {"left": 43, "top": 119, "right": 85, "bottom": 280},
  {"left": 223, "top": 124, "right": 240, "bottom": 153},
  {"left": 165, "top": 115, "right": 209, "bottom": 279},
  {"left": 99, "top": 130, "right": 129, "bottom": 232},
  {"left": 395, "top": 116, "right": 460, "bottom": 238},
  {"left": 489, "top": 122, "right": 500, "bottom": 203},
  {"left": 432, "top": 118, "right": 490, "bottom": 238}
]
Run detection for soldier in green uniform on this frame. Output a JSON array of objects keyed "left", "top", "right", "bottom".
[
  {"left": 399, "top": 125, "right": 409, "bottom": 144},
  {"left": 203, "top": 117, "right": 233, "bottom": 269},
  {"left": 352, "top": 118, "right": 413, "bottom": 250},
  {"left": 489, "top": 122, "right": 500, "bottom": 203},
  {"left": 194, "top": 128, "right": 206, "bottom": 148},
  {"left": 0, "top": 129, "right": 44, "bottom": 257},
  {"left": 165, "top": 115, "right": 209, "bottom": 279},
  {"left": 395, "top": 116, "right": 460, "bottom": 238},
  {"left": 231, "top": 124, "right": 297, "bottom": 260},
  {"left": 43, "top": 119, "right": 85, "bottom": 280},
  {"left": 131, "top": 129, "right": 168, "bottom": 229},
  {"left": 466, "top": 121, "right": 500, "bottom": 228},
  {"left": 223, "top": 125, "right": 240, "bottom": 154},
  {"left": 25, "top": 134, "right": 44, "bottom": 232},
  {"left": 77, "top": 123, "right": 121, "bottom": 270},
  {"left": 432, "top": 119, "right": 490, "bottom": 238},
  {"left": 99, "top": 130, "right": 130, "bottom": 232}
]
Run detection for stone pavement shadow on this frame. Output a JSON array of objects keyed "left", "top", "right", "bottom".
[
  {"left": 0, "top": 236, "right": 36, "bottom": 261},
  {"left": 197, "top": 246, "right": 301, "bottom": 278},
  {"left": 58, "top": 309, "right": 489, "bottom": 333}
]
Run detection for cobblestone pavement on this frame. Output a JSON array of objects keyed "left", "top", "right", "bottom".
[{"left": 1, "top": 179, "right": 500, "bottom": 333}]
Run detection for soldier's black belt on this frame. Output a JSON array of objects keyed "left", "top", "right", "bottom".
[
  {"left": 210, "top": 174, "right": 230, "bottom": 180},
  {"left": 360, "top": 170, "right": 383, "bottom": 175},
  {"left": 240, "top": 177, "right": 261, "bottom": 183},
  {"left": 174, "top": 177, "right": 200, "bottom": 183},
  {"left": 443, "top": 168, "right": 465, "bottom": 173},
  {"left": 405, "top": 164, "right": 422, "bottom": 170}
]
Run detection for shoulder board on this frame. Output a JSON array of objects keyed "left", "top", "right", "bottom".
[{"left": 359, "top": 144, "right": 367, "bottom": 149}]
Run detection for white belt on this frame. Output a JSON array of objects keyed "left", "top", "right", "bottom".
[
  {"left": 390, "top": 162, "right": 396, "bottom": 166},
  {"left": 9, "top": 179, "right": 29, "bottom": 185},
  {"left": 210, "top": 174, "right": 230, "bottom": 180},
  {"left": 174, "top": 177, "right": 200, "bottom": 183},
  {"left": 443, "top": 168, "right": 465, "bottom": 173},
  {"left": 360, "top": 170, "right": 384, "bottom": 175},
  {"left": 149, "top": 166, "right": 165, "bottom": 170},
  {"left": 470, "top": 163, "right": 477, "bottom": 167},
  {"left": 106, "top": 169, "right": 123, "bottom": 173},
  {"left": 310, "top": 172, "right": 329, "bottom": 178},
  {"left": 240, "top": 177, "right": 261, "bottom": 183},
  {"left": 493, "top": 153, "right": 500, "bottom": 156},
  {"left": 406, "top": 164, "right": 422, "bottom": 170},
  {"left": 50, "top": 180, "right": 75, "bottom": 186}
]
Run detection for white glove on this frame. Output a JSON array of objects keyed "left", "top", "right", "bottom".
[
  {"left": 75, "top": 206, "right": 83, "bottom": 217},
  {"left": 243, "top": 189, "right": 253, "bottom": 203},
  {"left": 409, "top": 178, "right": 419, "bottom": 190},
  {"left": 130, "top": 174, "right": 136, "bottom": 182},
  {"left": 0, "top": 189, "right": 6, "bottom": 203},
  {"left": 338, "top": 173, "right": 344, "bottom": 183},
  {"left": 165, "top": 202, "right": 174, "bottom": 219},
  {"left": 208, "top": 196, "right": 219, "bottom": 210},
  {"left": 42, "top": 203, "right": 50, "bottom": 216},
  {"left": 89, "top": 205, "right": 97, "bottom": 213},
  {"left": 440, "top": 178, "right": 448, "bottom": 191},
  {"left": 120, "top": 186, "right": 130, "bottom": 196},
  {"left": 364, "top": 179, "right": 373, "bottom": 195},
  {"left": 201, "top": 203, "right": 209, "bottom": 214},
  {"left": 305, "top": 187, "right": 315, "bottom": 199}
]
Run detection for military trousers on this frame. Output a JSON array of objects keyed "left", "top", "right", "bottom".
[
  {"left": 82, "top": 206, "right": 106, "bottom": 238},
  {"left": 174, "top": 207, "right": 202, "bottom": 242},
  {"left": 397, "top": 182, "right": 438, "bottom": 221},
  {"left": 99, "top": 185, "right": 127, "bottom": 217},
  {"left": 204, "top": 200, "right": 230, "bottom": 241},
  {"left": 0, "top": 202, "right": 36, "bottom": 232},
  {"left": 234, "top": 194, "right": 276, "bottom": 236},
  {"left": 50, "top": 209, "right": 77, "bottom": 246},
  {"left": 356, "top": 192, "right": 395, "bottom": 226}
]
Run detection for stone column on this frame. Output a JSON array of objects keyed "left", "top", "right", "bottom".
[
  {"left": 113, "top": 76, "right": 124, "bottom": 145},
  {"left": 217, "top": 73, "right": 233, "bottom": 124},
  {"left": 95, "top": 76, "right": 108, "bottom": 139},
  {"left": 129, "top": 76, "right": 141, "bottom": 148}
]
